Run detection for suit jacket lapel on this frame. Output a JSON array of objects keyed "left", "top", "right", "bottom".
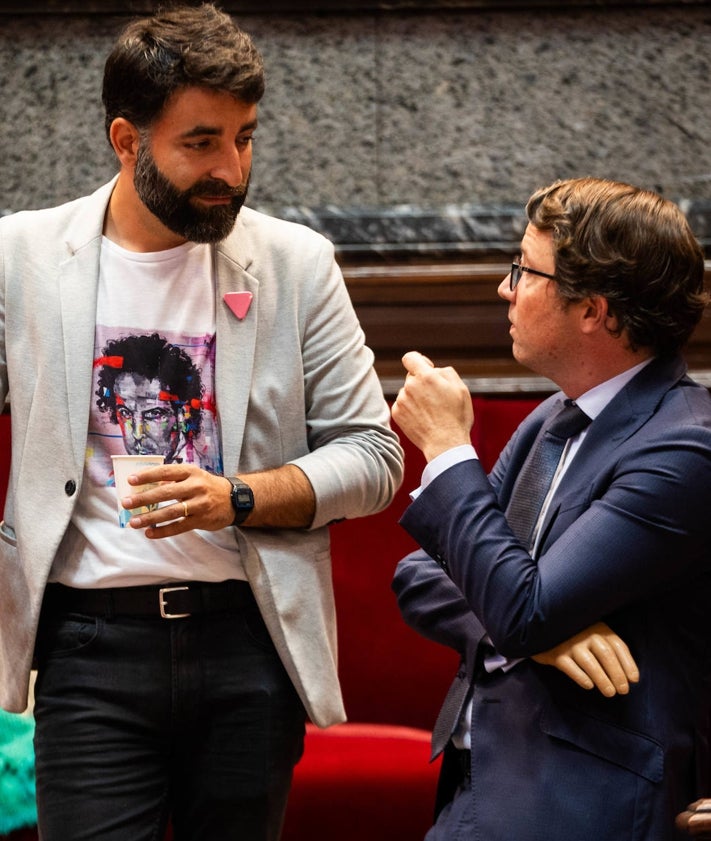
[
  {"left": 559, "top": 356, "right": 686, "bottom": 485},
  {"left": 60, "top": 180, "right": 115, "bottom": 469},
  {"left": 537, "top": 356, "right": 688, "bottom": 548},
  {"left": 214, "top": 217, "right": 259, "bottom": 476}
]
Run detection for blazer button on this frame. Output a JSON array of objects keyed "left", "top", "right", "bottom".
[{"left": 64, "top": 480, "right": 77, "bottom": 496}]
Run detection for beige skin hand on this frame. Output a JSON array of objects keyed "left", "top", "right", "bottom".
[
  {"left": 392, "top": 351, "right": 474, "bottom": 463},
  {"left": 532, "top": 621, "right": 639, "bottom": 697},
  {"left": 119, "top": 462, "right": 315, "bottom": 538}
]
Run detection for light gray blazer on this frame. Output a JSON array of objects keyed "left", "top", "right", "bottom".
[{"left": 0, "top": 178, "right": 403, "bottom": 726}]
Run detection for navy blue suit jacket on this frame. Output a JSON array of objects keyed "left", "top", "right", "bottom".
[{"left": 393, "top": 356, "right": 711, "bottom": 840}]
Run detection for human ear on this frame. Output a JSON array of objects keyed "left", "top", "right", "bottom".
[
  {"left": 108, "top": 118, "right": 141, "bottom": 168},
  {"left": 579, "top": 295, "right": 615, "bottom": 335}
]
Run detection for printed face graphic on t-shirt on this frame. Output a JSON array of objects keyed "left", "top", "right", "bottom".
[
  {"left": 113, "top": 372, "right": 184, "bottom": 459},
  {"left": 93, "top": 332, "right": 216, "bottom": 475}
]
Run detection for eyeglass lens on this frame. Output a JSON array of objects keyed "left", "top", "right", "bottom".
[{"left": 510, "top": 263, "right": 521, "bottom": 291}]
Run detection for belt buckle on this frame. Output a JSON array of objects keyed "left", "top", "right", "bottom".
[{"left": 159, "top": 586, "right": 191, "bottom": 619}]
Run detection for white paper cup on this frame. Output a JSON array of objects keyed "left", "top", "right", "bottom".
[{"left": 111, "top": 454, "right": 165, "bottom": 528}]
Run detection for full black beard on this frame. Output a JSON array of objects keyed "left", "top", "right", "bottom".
[{"left": 134, "top": 143, "right": 249, "bottom": 244}]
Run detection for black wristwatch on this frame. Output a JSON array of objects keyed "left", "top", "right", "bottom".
[{"left": 226, "top": 477, "right": 254, "bottom": 526}]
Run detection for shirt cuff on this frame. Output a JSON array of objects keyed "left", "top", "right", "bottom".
[{"left": 410, "top": 444, "right": 478, "bottom": 500}]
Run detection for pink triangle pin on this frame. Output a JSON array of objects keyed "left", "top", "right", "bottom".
[{"left": 223, "top": 291, "right": 253, "bottom": 320}]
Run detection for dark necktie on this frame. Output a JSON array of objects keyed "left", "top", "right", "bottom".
[
  {"left": 430, "top": 400, "right": 591, "bottom": 759},
  {"left": 430, "top": 666, "right": 470, "bottom": 759},
  {"left": 505, "top": 399, "right": 591, "bottom": 550}
]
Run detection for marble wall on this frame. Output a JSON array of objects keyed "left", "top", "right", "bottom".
[{"left": 2, "top": 2, "right": 711, "bottom": 258}]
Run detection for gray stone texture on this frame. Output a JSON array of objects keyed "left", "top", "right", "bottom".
[{"left": 2, "top": 5, "right": 711, "bottom": 251}]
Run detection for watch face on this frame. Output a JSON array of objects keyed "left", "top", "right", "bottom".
[
  {"left": 230, "top": 480, "right": 254, "bottom": 524},
  {"left": 234, "top": 488, "right": 252, "bottom": 507}
]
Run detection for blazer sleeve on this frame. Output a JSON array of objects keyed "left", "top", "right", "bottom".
[
  {"left": 392, "top": 547, "right": 487, "bottom": 657},
  {"left": 400, "top": 405, "right": 711, "bottom": 658},
  {"left": 283, "top": 236, "right": 404, "bottom": 527}
]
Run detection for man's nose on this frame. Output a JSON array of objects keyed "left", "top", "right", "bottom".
[
  {"left": 498, "top": 274, "right": 514, "bottom": 302},
  {"left": 210, "top": 148, "right": 245, "bottom": 188}
]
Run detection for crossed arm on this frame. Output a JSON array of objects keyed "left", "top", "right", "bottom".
[{"left": 393, "top": 549, "right": 640, "bottom": 698}]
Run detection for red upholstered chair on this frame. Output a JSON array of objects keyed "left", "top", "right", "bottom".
[
  {"left": 282, "top": 397, "right": 540, "bottom": 841},
  {"left": 283, "top": 723, "right": 438, "bottom": 840},
  {"left": 281, "top": 424, "right": 451, "bottom": 841}
]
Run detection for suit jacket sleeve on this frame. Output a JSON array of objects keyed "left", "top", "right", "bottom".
[
  {"left": 400, "top": 373, "right": 711, "bottom": 658},
  {"left": 272, "top": 235, "right": 403, "bottom": 527},
  {"left": 392, "top": 547, "right": 487, "bottom": 658}
]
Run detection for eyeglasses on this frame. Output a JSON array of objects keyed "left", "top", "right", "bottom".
[{"left": 509, "top": 261, "right": 557, "bottom": 291}]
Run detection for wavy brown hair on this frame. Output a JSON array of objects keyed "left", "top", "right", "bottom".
[{"left": 527, "top": 177, "right": 707, "bottom": 357}]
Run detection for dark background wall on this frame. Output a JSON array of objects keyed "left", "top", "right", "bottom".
[{"left": 3, "top": 1, "right": 711, "bottom": 256}]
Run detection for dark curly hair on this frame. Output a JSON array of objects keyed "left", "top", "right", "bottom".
[
  {"left": 102, "top": 3, "right": 264, "bottom": 142},
  {"left": 95, "top": 333, "right": 203, "bottom": 439},
  {"left": 526, "top": 177, "right": 708, "bottom": 357}
]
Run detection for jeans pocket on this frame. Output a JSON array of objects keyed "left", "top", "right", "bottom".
[{"left": 35, "top": 614, "right": 101, "bottom": 662}]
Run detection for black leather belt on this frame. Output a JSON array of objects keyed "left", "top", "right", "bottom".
[{"left": 43, "top": 580, "right": 254, "bottom": 620}]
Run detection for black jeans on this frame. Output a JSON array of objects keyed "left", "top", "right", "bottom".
[{"left": 33, "top": 588, "right": 306, "bottom": 841}]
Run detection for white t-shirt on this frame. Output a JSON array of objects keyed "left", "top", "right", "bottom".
[{"left": 49, "top": 238, "right": 247, "bottom": 588}]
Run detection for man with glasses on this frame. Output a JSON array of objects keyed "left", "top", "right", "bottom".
[{"left": 391, "top": 177, "right": 711, "bottom": 840}]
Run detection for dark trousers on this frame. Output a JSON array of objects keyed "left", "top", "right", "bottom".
[
  {"left": 427, "top": 742, "right": 473, "bottom": 841},
  {"left": 32, "top": 586, "right": 306, "bottom": 841}
]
